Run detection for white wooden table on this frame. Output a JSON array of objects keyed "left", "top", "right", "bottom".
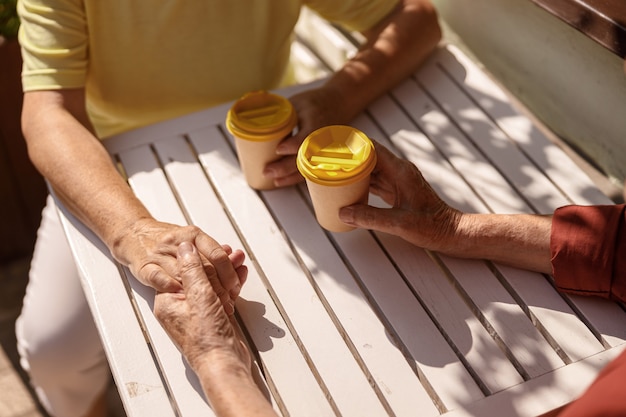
[{"left": 55, "top": 43, "right": 626, "bottom": 417}]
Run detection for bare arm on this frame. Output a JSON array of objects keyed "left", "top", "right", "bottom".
[
  {"left": 23, "top": 90, "right": 153, "bottom": 264},
  {"left": 266, "top": 0, "right": 442, "bottom": 186},
  {"left": 324, "top": 0, "right": 442, "bottom": 121},
  {"left": 155, "top": 242, "right": 275, "bottom": 417},
  {"left": 339, "top": 142, "right": 553, "bottom": 274},
  {"left": 22, "top": 90, "right": 244, "bottom": 307},
  {"left": 447, "top": 213, "right": 552, "bottom": 273}
]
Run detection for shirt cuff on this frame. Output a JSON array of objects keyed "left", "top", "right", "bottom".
[{"left": 551, "top": 204, "right": 626, "bottom": 301}]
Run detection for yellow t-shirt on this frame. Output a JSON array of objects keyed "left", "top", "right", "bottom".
[{"left": 18, "top": 0, "right": 398, "bottom": 138}]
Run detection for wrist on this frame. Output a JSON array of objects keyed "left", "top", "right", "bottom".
[
  {"left": 194, "top": 348, "right": 277, "bottom": 417},
  {"left": 322, "top": 73, "right": 367, "bottom": 122},
  {"left": 446, "top": 213, "right": 482, "bottom": 256},
  {"left": 109, "top": 216, "right": 155, "bottom": 264},
  {"left": 419, "top": 206, "right": 464, "bottom": 254},
  {"left": 194, "top": 348, "right": 254, "bottom": 387}
]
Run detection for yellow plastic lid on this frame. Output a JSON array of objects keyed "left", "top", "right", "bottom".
[
  {"left": 226, "top": 91, "right": 297, "bottom": 141},
  {"left": 297, "top": 125, "right": 376, "bottom": 185}
]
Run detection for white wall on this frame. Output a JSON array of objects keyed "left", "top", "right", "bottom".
[{"left": 433, "top": 0, "right": 626, "bottom": 187}]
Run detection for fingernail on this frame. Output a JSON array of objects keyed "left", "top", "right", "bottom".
[
  {"left": 178, "top": 241, "right": 194, "bottom": 256},
  {"left": 276, "top": 145, "right": 288, "bottom": 155},
  {"left": 263, "top": 168, "right": 276, "bottom": 178},
  {"left": 226, "top": 299, "right": 235, "bottom": 315}
]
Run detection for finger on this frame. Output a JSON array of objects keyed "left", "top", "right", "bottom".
[
  {"left": 177, "top": 242, "right": 212, "bottom": 291},
  {"left": 178, "top": 242, "right": 234, "bottom": 311},
  {"left": 235, "top": 265, "right": 248, "bottom": 287},
  {"left": 263, "top": 155, "right": 301, "bottom": 181},
  {"left": 339, "top": 204, "right": 402, "bottom": 234},
  {"left": 228, "top": 249, "right": 246, "bottom": 298},
  {"left": 228, "top": 249, "right": 245, "bottom": 269},
  {"left": 221, "top": 244, "right": 233, "bottom": 255},
  {"left": 178, "top": 242, "right": 237, "bottom": 318},
  {"left": 273, "top": 171, "right": 305, "bottom": 188},
  {"left": 369, "top": 181, "right": 397, "bottom": 206},
  {"left": 194, "top": 237, "right": 239, "bottom": 314},
  {"left": 139, "top": 264, "right": 183, "bottom": 293},
  {"left": 275, "top": 134, "right": 303, "bottom": 155},
  {"left": 372, "top": 141, "right": 402, "bottom": 176}
]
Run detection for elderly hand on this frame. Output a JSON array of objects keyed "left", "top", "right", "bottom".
[
  {"left": 116, "top": 219, "right": 247, "bottom": 315},
  {"left": 262, "top": 86, "right": 351, "bottom": 188},
  {"left": 339, "top": 142, "right": 461, "bottom": 251},
  {"left": 154, "top": 241, "right": 251, "bottom": 374},
  {"left": 154, "top": 242, "right": 280, "bottom": 417}
]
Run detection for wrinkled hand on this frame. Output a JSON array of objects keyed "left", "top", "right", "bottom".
[
  {"left": 263, "top": 86, "right": 351, "bottom": 187},
  {"left": 339, "top": 142, "right": 461, "bottom": 251},
  {"left": 154, "top": 242, "right": 252, "bottom": 373},
  {"left": 116, "top": 219, "right": 247, "bottom": 315}
]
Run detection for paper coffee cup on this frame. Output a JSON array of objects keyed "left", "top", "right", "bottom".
[
  {"left": 226, "top": 91, "right": 298, "bottom": 190},
  {"left": 297, "top": 125, "right": 377, "bottom": 232}
]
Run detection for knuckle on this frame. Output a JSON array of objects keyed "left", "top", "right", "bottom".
[
  {"left": 184, "top": 225, "right": 202, "bottom": 236},
  {"left": 180, "top": 256, "right": 204, "bottom": 277},
  {"left": 141, "top": 264, "right": 162, "bottom": 284},
  {"left": 207, "top": 246, "right": 229, "bottom": 265}
]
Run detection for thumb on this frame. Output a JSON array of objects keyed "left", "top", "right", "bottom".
[
  {"left": 177, "top": 241, "right": 233, "bottom": 315},
  {"left": 177, "top": 242, "right": 208, "bottom": 291},
  {"left": 339, "top": 204, "right": 399, "bottom": 234}
]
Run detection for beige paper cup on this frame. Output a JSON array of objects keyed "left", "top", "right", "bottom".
[
  {"left": 297, "top": 125, "right": 377, "bottom": 232},
  {"left": 226, "top": 91, "right": 297, "bottom": 190}
]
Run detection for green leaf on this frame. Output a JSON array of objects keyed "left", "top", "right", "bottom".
[{"left": 0, "top": 0, "right": 20, "bottom": 39}]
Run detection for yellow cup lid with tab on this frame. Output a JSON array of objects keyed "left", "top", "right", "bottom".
[
  {"left": 297, "top": 125, "right": 377, "bottom": 186},
  {"left": 226, "top": 91, "right": 297, "bottom": 141}
]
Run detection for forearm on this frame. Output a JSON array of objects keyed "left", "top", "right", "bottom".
[
  {"left": 195, "top": 355, "right": 277, "bottom": 417},
  {"left": 23, "top": 91, "right": 153, "bottom": 262},
  {"left": 443, "top": 213, "right": 553, "bottom": 273},
  {"left": 324, "top": 0, "right": 441, "bottom": 120}
]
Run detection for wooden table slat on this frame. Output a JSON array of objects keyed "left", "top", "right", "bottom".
[
  {"left": 372, "top": 233, "right": 526, "bottom": 393},
  {"left": 436, "top": 45, "right": 613, "bottom": 207},
  {"left": 56, "top": 200, "right": 177, "bottom": 417},
  {"left": 326, "top": 228, "right": 486, "bottom": 410},
  {"left": 415, "top": 59, "right": 571, "bottom": 214}
]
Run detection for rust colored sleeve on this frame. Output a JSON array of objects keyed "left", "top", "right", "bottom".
[
  {"left": 556, "top": 349, "right": 626, "bottom": 417},
  {"left": 551, "top": 204, "right": 626, "bottom": 303}
]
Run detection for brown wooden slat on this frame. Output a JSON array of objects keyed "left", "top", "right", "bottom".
[{"left": 530, "top": 0, "right": 626, "bottom": 57}]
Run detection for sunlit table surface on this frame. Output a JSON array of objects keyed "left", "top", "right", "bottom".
[{"left": 55, "top": 44, "right": 626, "bottom": 417}]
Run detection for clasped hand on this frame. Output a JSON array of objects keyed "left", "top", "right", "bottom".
[
  {"left": 154, "top": 241, "right": 251, "bottom": 373},
  {"left": 116, "top": 219, "right": 247, "bottom": 315},
  {"left": 263, "top": 86, "right": 351, "bottom": 188},
  {"left": 339, "top": 141, "right": 461, "bottom": 252}
]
